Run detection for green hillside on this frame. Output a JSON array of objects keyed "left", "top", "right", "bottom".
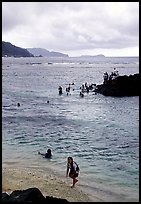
[{"left": 2, "top": 41, "right": 34, "bottom": 57}]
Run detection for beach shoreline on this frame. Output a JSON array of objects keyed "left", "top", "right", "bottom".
[{"left": 2, "top": 165, "right": 103, "bottom": 202}]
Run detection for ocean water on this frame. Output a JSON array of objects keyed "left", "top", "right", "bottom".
[{"left": 2, "top": 56, "right": 139, "bottom": 202}]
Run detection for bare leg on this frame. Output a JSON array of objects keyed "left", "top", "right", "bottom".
[{"left": 71, "top": 178, "right": 78, "bottom": 188}]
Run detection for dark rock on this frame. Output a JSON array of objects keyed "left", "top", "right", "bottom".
[
  {"left": 7, "top": 187, "right": 46, "bottom": 202},
  {"left": 2, "top": 187, "right": 69, "bottom": 203},
  {"left": 95, "top": 73, "right": 140, "bottom": 97},
  {"left": 2, "top": 192, "right": 10, "bottom": 202},
  {"left": 45, "top": 196, "right": 69, "bottom": 203}
]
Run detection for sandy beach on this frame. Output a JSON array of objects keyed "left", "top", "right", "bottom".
[{"left": 2, "top": 166, "right": 103, "bottom": 202}]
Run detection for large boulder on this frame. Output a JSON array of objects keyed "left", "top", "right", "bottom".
[
  {"left": 95, "top": 73, "right": 140, "bottom": 96},
  {"left": 2, "top": 192, "right": 10, "bottom": 202},
  {"left": 3, "top": 187, "right": 46, "bottom": 202},
  {"left": 2, "top": 187, "right": 69, "bottom": 203}
]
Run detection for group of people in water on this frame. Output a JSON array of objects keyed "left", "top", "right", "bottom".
[
  {"left": 79, "top": 82, "right": 96, "bottom": 96},
  {"left": 38, "top": 149, "right": 79, "bottom": 188},
  {"left": 58, "top": 81, "right": 97, "bottom": 97},
  {"left": 58, "top": 68, "right": 119, "bottom": 98},
  {"left": 58, "top": 83, "right": 75, "bottom": 96}
]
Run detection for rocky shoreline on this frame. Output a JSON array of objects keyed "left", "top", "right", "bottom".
[{"left": 95, "top": 73, "right": 139, "bottom": 97}]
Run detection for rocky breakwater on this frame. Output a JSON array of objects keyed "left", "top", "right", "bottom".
[
  {"left": 95, "top": 73, "right": 140, "bottom": 97},
  {"left": 2, "top": 187, "right": 69, "bottom": 203}
]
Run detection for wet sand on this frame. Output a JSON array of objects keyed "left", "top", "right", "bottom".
[{"left": 2, "top": 166, "right": 103, "bottom": 202}]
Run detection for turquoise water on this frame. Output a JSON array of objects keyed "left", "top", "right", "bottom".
[{"left": 2, "top": 56, "right": 139, "bottom": 201}]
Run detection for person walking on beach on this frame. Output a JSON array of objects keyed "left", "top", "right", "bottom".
[
  {"left": 66, "top": 156, "right": 79, "bottom": 188},
  {"left": 38, "top": 148, "right": 52, "bottom": 159}
]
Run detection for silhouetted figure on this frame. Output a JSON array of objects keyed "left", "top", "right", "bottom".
[
  {"left": 80, "top": 92, "right": 84, "bottom": 97},
  {"left": 80, "top": 84, "right": 85, "bottom": 93},
  {"left": 66, "top": 84, "right": 71, "bottom": 95},
  {"left": 58, "top": 86, "right": 63, "bottom": 95},
  {"left": 38, "top": 149, "right": 52, "bottom": 159},
  {"left": 103, "top": 72, "right": 109, "bottom": 84},
  {"left": 17, "top": 103, "right": 20, "bottom": 107}
]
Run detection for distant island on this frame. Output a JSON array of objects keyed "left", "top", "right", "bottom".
[
  {"left": 2, "top": 41, "right": 34, "bottom": 57},
  {"left": 79, "top": 54, "right": 105, "bottom": 58},
  {"left": 27, "top": 48, "right": 69, "bottom": 57}
]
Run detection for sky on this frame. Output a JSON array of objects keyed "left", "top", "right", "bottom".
[{"left": 2, "top": 2, "right": 139, "bottom": 57}]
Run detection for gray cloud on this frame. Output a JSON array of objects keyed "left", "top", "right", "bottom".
[{"left": 2, "top": 2, "right": 139, "bottom": 56}]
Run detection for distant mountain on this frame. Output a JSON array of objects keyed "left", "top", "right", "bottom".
[
  {"left": 27, "top": 48, "right": 69, "bottom": 57},
  {"left": 2, "top": 41, "right": 34, "bottom": 57},
  {"left": 79, "top": 54, "right": 105, "bottom": 58}
]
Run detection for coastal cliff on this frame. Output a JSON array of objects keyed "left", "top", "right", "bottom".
[{"left": 2, "top": 41, "right": 34, "bottom": 57}]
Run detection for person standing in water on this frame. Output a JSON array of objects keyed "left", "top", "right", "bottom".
[
  {"left": 66, "top": 156, "right": 79, "bottom": 188},
  {"left": 58, "top": 86, "right": 63, "bottom": 95}
]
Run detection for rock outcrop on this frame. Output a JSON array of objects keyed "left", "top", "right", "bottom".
[
  {"left": 2, "top": 187, "right": 69, "bottom": 203},
  {"left": 95, "top": 73, "right": 140, "bottom": 97}
]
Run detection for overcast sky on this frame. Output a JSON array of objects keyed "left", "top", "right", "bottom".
[{"left": 2, "top": 2, "right": 139, "bottom": 57}]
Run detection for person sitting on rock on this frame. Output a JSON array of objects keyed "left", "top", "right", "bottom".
[{"left": 103, "top": 72, "right": 109, "bottom": 84}]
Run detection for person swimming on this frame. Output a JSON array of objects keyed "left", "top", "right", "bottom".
[{"left": 38, "top": 148, "right": 52, "bottom": 159}]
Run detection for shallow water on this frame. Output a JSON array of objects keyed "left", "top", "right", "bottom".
[{"left": 2, "top": 56, "right": 139, "bottom": 201}]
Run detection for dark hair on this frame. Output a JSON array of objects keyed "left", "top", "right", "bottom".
[
  {"left": 47, "top": 149, "right": 51, "bottom": 155},
  {"left": 68, "top": 156, "right": 73, "bottom": 161},
  {"left": 67, "top": 156, "right": 73, "bottom": 168}
]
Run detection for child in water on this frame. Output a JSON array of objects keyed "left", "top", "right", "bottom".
[
  {"left": 38, "top": 149, "right": 52, "bottom": 159},
  {"left": 66, "top": 156, "right": 79, "bottom": 188}
]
